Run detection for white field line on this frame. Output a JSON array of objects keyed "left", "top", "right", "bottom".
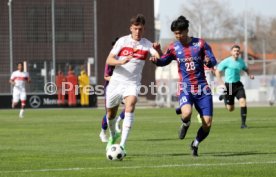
[{"left": 1, "top": 161, "right": 275, "bottom": 174}]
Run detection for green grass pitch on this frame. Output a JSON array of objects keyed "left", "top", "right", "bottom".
[{"left": 0, "top": 107, "right": 275, "bottom": 177}]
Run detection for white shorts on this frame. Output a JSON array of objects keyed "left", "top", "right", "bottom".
[
  {"left": 106, "top": 82, "right": 139, "bottom": 108},
  {"left": 13, "top": 87, "right": 26, "bottom": 103}
]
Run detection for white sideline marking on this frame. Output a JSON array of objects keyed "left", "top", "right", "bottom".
[{"left": 1, "top": 161, "right": 275, "bottom": 173}]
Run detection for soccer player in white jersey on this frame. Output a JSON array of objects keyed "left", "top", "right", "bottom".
[
  {"left": 105, "top": 14, "right": 161, "bottom": 155},
  {"left": 9, "top": 62, "right": 31, "bottom": 118}
]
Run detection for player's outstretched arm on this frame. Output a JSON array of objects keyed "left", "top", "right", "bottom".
[
  {"left": 27, "top": 77, "right": 31, "bottom": 83},
  {"left": 204, "top": 42, "right": 217, "bottom": 68},
  {"left": 9, "top": 79, "right": 15, "bottom": 85},
  {"left": 106, "top": 53, "right": 131, "bottom": 66},
  {"left": 244, "top": 68, "right": 254, "bottom": 80},
  {"left": 152, "top": 42, "right": 163, "bottom": 57},
  {"left": 150, "top": 56, "right": 173, "bottom": 67},
  {"left": 150, "top": 46, "right": 175, "bottom": 67}
]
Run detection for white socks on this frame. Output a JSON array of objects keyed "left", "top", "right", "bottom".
[
  {"left": 106, "top": 115, "right": 116, "bottom": 138},
  {"left": 19, "top": 109, "right": 24, "bottom": 118},
  {"left": 193, "top": 139, "right": 199, "bottom": 147},
  {"left": 116, "top": 116, "right": 122, "bottom": 123},
  {"left": 120, "top": 112, "right": 134, "bottom": 147}
]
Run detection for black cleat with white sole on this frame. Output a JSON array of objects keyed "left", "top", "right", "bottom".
[{"left": 178, "top": 121, "right": 190, "bottom": 139}]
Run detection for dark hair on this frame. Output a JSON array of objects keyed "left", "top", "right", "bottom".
[
  {"left": 111, "top": 37, "right": 119, "bottom": 46},
  {"left": 171, "top": 16, "right": 189, "bottom": 32},
  {"left": 130, "top": 14, "right": 145, "bottom": 26},
  {"left": 231, "top": 44, "right": 240, "bottom": 50},
  {"left": 17, "top": 62, "right": 23, "bottom": 66}
]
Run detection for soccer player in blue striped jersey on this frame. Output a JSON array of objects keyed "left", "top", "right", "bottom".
[{"left": 150, "top": 16, "right": 217, "bottom": 157}]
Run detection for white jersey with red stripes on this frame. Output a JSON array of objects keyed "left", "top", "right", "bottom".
[
  {"left": 10, "top": 70, "right": 29, "bottom": 90},
  {"left": 110, "top": 34, "right": 157, "bottom": 85}
]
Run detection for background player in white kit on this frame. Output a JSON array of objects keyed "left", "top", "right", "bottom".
[
  {"left": 9, "top": 62, "right": 31, "bottom": 118},
  {"left": 105, "top": 14, "right": 161, "bottom": 154}
]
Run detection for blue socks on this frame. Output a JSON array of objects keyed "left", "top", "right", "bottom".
[{"left": 102, "top": 115, "right": 108, "bottom": 130}]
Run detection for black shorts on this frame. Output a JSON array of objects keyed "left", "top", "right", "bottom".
[{"left": 224, "top": 81, "right": 246, "bottom": 105}]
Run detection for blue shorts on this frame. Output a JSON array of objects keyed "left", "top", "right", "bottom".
[{"left": 178, "top": 92, "right": 213, "bottom": 117}]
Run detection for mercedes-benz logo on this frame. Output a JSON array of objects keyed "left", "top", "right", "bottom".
[{"left": 29, "top": 96, "right": 41, "bottom": 108}]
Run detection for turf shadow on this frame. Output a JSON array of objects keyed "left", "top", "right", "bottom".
[
  {"left": 130, "top": 137, "right": 193, "bottom": 142},
  {"left": 206, "top": 151, "right": 276, "bottom": 157}
]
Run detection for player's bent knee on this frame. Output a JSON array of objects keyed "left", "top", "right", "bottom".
[
  {"left": 202, "top": 118, "right": 212, "bottom": 128},
  {"left": 226, "top": 105, "right": 234, "bottom": 112},
  {"left": 239, "top": 98, "right": 246, "bottom": 106},
  {"left": 206, "top": 122, "right": 212, "bottom": 128},
  {"left": 181, "top": 114, "right": 191, "bottom": 123},
  {"left": 125, "top": 104, "right": 135, "bottom": 113},
  {"left": 239, "top": 101, "right": 246, "bottom": 107},
  {"left": 181, "top": 109, "right": 192, "bottom": 118}
]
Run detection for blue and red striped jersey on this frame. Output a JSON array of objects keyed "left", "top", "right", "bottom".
[
  {"left": 156, "top": 37, "right": 217, "bottom": 93},
  {"left": 104, "top": 64, "right": 115, "bottom": 88}
]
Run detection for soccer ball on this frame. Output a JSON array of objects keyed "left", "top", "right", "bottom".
[{"left": 106, "top": 144, "right": 125, "bottom": 161}]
